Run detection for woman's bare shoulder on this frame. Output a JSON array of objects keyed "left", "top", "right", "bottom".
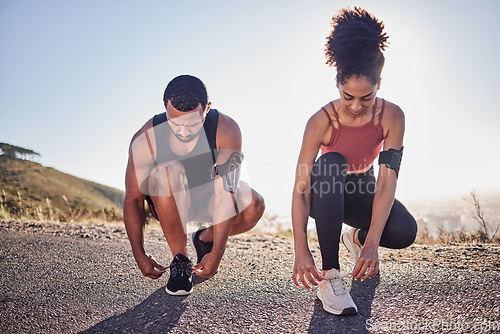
[{"left": 382, "top": 99, "right": 405, "bottom": 121}]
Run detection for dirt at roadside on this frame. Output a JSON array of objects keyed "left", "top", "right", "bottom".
[{"left": 2, "top": 219, "right": 499, "bottom": 273}]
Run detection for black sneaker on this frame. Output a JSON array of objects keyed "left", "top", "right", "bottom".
[
  {"left": 189, "top": 228, "right": 213, "bottom": 264},
  {"left": 165, "top": 254, "right": 193, "bottom": 296}
]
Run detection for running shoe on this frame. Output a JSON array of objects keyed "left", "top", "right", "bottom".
[
  {"left": 317, "top": 268, "right": 357, "bottom": 315},
  {"left": 165, "top": 254, "right": 193, "bottom": 296},
  {"left": 189, "top": 228, "right": 213, "bottom": 264},
  {"left": 342, "top": 228, "right": 362, "bottom": 266}
]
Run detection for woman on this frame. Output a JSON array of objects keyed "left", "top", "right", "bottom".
[{"left": 291, "top": 7, "right": 417, "bottom": 316}]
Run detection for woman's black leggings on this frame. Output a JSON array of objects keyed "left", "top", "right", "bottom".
[{"left": 310, "top": 152, "right": 417, "bottom": 270}]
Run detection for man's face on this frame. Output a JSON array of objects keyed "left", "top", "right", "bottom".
[{"left": 165, "top": 101, "right": 208, "bottom": 143}]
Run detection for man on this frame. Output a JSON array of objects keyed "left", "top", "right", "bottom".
[{"left": 124, "top": 75, "right": 265, "bottom": 295}]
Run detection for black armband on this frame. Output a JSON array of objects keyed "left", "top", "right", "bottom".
[
  {"left": 212, "top": 152, "right": 244, "bottom": 193},
  {"left": 378, "top": 147, "right": 403, "bottom": 177}
]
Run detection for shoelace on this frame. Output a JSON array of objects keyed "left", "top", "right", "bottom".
[
  {"left": 170, "top": 260, "right": 193, "bottom": 278},
  {"left": 321, "top": 273, "right": 352, "bottom": 280},
  {"left": 321, "top": 273, "right": 351, "bottom": 296}
]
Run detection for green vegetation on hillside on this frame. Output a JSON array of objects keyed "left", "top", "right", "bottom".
[
  {"left": 0, "top": 155, "right": 124, "bottom": 222},
  {"left": 0, "top": 142, "right": 41, "bottom": 160}
]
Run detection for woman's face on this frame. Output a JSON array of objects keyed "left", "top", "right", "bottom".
[{"left": 337, "top": 76, "right": 380, "bottom": 116}]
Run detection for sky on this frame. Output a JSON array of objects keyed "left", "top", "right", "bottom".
[{"left": 1, "top": 0, "right": 499, "bottom": 219}]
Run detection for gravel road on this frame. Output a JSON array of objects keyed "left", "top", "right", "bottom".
[{"left": 0, "top": 220, "right": 499, "bottom": 333}]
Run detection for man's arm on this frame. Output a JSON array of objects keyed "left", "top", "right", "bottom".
[
  {"left": 193, "top": 113, "right": 242, "bottom": 278},
  {"left": 124, "top": 124, "right": 166, "bottom": 279}
]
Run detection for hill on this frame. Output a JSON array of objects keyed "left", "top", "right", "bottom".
[{"left": 0, "top": 155, "right": 124, "bottom": 220}]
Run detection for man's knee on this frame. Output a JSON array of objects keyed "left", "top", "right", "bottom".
[
  {"left": 148, "top": 161, "right": 187, "bottom": 196},
  {"left": 247, "top": 191, "right": 265, "bottom": 220},
  {"left": 238, "top": 190, "right": 265, "bottom": 230}
]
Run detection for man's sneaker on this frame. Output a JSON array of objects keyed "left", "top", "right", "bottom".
[
  {"left": 342, "top": 228, "right": 362, "bottom": 266},
  {"left": 317, "top": 268, "right": 357, "bottom": 316},
  {"left": 189, "top": 228, "right": 213, "bottom": 264},
  {"left": 165, "top": 254, "right": 193, "bottom": 296}
]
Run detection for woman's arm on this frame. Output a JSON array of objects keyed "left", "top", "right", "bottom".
[
  {"left": 292, "top": 111, "right": 330, "bottom": 289},
  {"left": 353, "top": 103, "right": 405, "bottom": 280}
]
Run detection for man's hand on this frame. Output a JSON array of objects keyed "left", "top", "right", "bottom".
[
  {"left": 352, "top": 245, "right": 379, "bottom": 281},
  {"left": 192, "top": 251, "right": 223, "bottom": 278},
  {"left": 136, "top": 253, "right": 167, "bottom": 279},
  {"left": 293, "top": 250, "right": 322, "bottom": 290}
]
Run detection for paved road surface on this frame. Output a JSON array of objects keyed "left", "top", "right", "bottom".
[{"left": 0, "top": 225, "right": 499, "bottom": 333}]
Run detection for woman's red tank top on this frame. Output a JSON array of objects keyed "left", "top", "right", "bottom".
[{"left": 320, "top": 98, "right": 385, "bottom": 172}]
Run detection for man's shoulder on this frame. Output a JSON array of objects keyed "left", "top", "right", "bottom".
[
  {"left": 151, "top": 112, "right": 167, "bottom": 126},
  {"left": 138, "top": 112, "right": 168, "bottom": 131},
  {"left": 215, "top": 111, "right": 242, "bottom": 149},
  {"left": 130, "top": 117, "right": 155, "bottom": 144},
  {"left": 217, "top": 112, "right": 240, "bottom": 133}
]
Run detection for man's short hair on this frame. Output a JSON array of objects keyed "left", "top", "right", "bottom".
[{"left": 163, "top": 75, "right": 208, "bottom": 112}]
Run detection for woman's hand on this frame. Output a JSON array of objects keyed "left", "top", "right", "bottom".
[
  {"left": 352, "top": 245, "right": 379, "bottom": 281},
  {"left": 293, "top": 250, "right": 322, "bottom": 290}
]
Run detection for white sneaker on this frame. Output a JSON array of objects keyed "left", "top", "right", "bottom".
[
  {"left": 342, "top": 228, "right": 362, "bottom": 266},
  {"left": 317, "top": 268, "right": 357, "bottom": 315}
]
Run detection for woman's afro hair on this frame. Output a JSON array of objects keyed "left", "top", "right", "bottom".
[{"left": 325, "top": 7, "right": 389, "bottom": 84}]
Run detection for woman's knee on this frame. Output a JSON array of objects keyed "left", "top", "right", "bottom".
[
  {"left": 384, "top": 214, "right": 417, "bottom": 249},
  {"left": 311, "top": 152, "right": 347, "bottom": 179},
  {"left": 310, "top": 153, "right": 347, "bottom": 204}
]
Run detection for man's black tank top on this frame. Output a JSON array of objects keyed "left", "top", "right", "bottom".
[{"left": 151, "top": 109, "right": 219, "bottom": 188}]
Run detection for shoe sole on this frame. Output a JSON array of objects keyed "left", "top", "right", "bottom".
[
  {"left": 188, "top": 232, "right": 196, "bottom": 253},
  {"left": 317, "top": 290, "right": 357, "bottom": 316},
  {"left": 165, "top": 286, "right": 193, "bottom": 296},
  {"left": 342, "top": 232, "right": 360, "bottom": 264},
  {"left": 188, "top": 231, "right": 204, "bottom": 264},
  {"left": 189, "top": 230, "right": 215, "bottom": 266}
]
